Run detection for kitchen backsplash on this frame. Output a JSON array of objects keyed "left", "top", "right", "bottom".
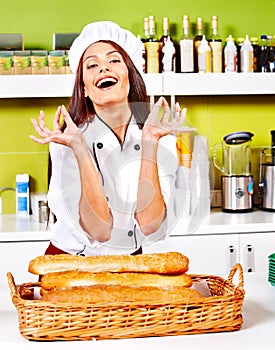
[{"left": 1, "top": 94, "right": 275, "bottom": 213}]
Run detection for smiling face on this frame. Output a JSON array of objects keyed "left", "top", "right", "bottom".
[{"left": 82, "top": 41, "right": 130, "bottom": 114}]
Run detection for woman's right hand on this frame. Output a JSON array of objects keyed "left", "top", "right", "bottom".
[{"left": 29, "top": 105, "right": 83, "bottom": 148}]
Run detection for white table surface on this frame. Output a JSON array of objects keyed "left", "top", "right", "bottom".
[
  {"left": 1, "top": 271, "right": 275, "bottom": 350},
  {"left": 1, "top": 209, "right": 275, "bottom": 242}
]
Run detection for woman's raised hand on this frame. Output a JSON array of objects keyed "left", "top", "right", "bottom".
[
  {"left": 143, "top": 97, "right": 190, "bottom": 140},
  {"left": 29, "top": 105, "right": 83, "bottom": 148}
]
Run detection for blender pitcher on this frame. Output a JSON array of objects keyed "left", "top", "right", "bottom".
[
  {"left": 259, "top": 130, "right": 275, "bottom": 211},
  {"left": 213, "top": 131, "right": 254, "bottom": 212}
]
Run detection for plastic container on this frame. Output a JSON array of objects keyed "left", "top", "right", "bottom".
[
  {"left": 240, "top": 35, "right": 253, "bottom": 72},
  {"left": 198, "top": 35, "right": 211, "bottom": 73},
  {"left": 224, "top": 35, "right": 237, "bottom": 73},
  {"left": 16, "top": 174, "right": 30, "bottom": 215}
]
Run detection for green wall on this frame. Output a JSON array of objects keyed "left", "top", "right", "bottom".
[{"left": 1, "top": 0, "right": 275, "bottom": 213}]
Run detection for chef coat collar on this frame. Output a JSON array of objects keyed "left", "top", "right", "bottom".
[{"left": 95, "top": 113, "right": 134, "bottom": 146}]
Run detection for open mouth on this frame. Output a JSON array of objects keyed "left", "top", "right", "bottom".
[{"left": 96, "top": 77, "right": 118, "bottom": 89}]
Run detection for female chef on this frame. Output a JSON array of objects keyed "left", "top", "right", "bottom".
[{"left": 30, "top": 21, "right": 187, "bottom": 256}]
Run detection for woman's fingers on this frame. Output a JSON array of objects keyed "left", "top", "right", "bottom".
[
  {"left": 53, "top": 105, "right": 62, "bottom": 131},
  {"left": 30, "top": 109, "right": 63, "bottom": 144},
  {"left": 60, "top": 104, "right": 74, "bottom": 126}
]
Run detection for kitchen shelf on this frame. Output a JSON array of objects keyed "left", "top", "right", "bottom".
[
  {"left": 0, "top": 73, "right": 162, "bottom": 98},
  {"left": 0, "top": 73, "right": 275, "bottom": 98},
  {"left": 162, "top": 72, "right": 275, "bottom": 96}
]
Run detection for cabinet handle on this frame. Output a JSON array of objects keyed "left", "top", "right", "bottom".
[
  {"left": 244, "top": 244, "right": 255, "bottom": 272},
  {"left": 226, "top": 245, "right": 237, "bottom": 272}
]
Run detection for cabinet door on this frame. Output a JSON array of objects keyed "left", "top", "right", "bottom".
[
  {"left": 143, "top": 234, "right": 239, "bottom": 275},
  {"left": 0, "top": 240, "right": 49, "bottom": 283},
  {"left": 239, "top": 232, "right": 275, "bottom": 273}
]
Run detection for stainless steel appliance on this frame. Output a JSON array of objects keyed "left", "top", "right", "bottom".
[
  {"left": 213, "top": 131, "right": 254, "bottom": 212},
  {"left": 259, "top": 130, "right": 275, "bottom": 211}
]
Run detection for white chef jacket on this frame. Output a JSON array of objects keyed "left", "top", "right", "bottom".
[{"left": 47, "top": 115, "right": 179, "bottom": 256}]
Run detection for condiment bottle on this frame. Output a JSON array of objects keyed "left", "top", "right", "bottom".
[
  {"left": 160, "top": 17, "right": 176, "bottom": 72},
  {"left": 162, "top": 37, "right": 176, "bottom": 72},
  {"left": 198, "top": 35, "right": 211, "bottom": 73},
  {"left": 236, "top": 37, "right": 244, "bottom": 72},
  {"left": 224, "top": 35, "right": 237, "bottom": 73},
  {"left": 240, "top": 35, "right": 254, "bottom": 73}
]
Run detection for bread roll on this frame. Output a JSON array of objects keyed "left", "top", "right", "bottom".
[
  {"left": 40, "top": 284, "right": 204, "bottom": 304},
  {"left": 29, "top": 252, "right": 189, "bottom": 275},
  {"left": 40, "top": 271, "right": 193, "bottom": 291}
]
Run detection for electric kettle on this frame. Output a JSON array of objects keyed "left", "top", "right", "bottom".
[{"left": 213, "top": 131, "right": 254, "bottom": 212}]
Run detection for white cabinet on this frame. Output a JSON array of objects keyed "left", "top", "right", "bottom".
[
  {"left": 143, "top": 234, "right": 239, "bottom": 275},
  {"left": 143, "top": 231, "right": 275, "bottom": 275},
  {"left": 0, "top": 240, "right": 49, "bottom": 284},
  {"left": 239, "top": 232, "right": 275, "bottom": 273}
]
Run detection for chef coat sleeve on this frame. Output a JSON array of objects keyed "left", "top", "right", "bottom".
[
  {"left": 47, "top": 142, "right": 101, "bottom": 248},
  {"left": 135, "top": 135, "right": 179, "bottom": 246}
]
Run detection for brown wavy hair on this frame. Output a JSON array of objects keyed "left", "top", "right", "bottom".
[{"left": 68, "top": 40, "right": 149, "bottom": 128}]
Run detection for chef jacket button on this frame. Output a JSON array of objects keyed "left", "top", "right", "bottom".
[
  {"left": 106, "top": 196, "right": 109, "bottom": 202},
  {"left": 134, "top": 144, "right": 140, "bottom": 151},
  {"left": 97, "top": 142, "right": 103, "bottom": 149},
  {"left": 127, "top": 230, "right": 134, "bottom": 237}
]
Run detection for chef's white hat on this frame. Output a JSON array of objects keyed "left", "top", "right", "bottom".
[{"left": 69, "top": 21, "right": 144, "bottom": 74}]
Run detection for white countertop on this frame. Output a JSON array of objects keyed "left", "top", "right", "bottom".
[
  {"left": 1, "top": 271, "right": 274, "bottom": 349},
  {"left": 0, "top": 214, "right": 51, "bottom": 241},
  {"left": 0, "top": 209, "right": 275, "bottom": 242},
  {"left": 1, "top": 209, "right": 275, "bottom": 242}
]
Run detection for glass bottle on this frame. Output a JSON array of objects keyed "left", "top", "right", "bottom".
[
  {"left": 141, "top": 17, "right": 149, "bottom": 72},
  {"left": 258, "top": 35, "right": 270, "bottom": 72},
  {"left": 250, "top": 37, "right": 259, "bottom": 72},
  {"left": 193, "top": 17, "right": 204, "bottom": 73},
  {"left": 267, "top": 35, "right": 275, "bottom": 72},
  {"left": 160, "top": 17, "right": 171, "bottom": 44},
  {"left": 208, "top": 15, "right": 222, "bottom": 73},
  {"left": 179, "top": 15, "right": 194, "bottom": 73},
  {"left": 145, "top": 15, "right": 160, "bottom": 73},
  {"left": 142, "top": 17, "right": 150, "bottom": 42}
]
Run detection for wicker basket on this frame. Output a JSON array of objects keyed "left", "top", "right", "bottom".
[{"left": 7, "top": 263, "right": 245, "bottom": 341}]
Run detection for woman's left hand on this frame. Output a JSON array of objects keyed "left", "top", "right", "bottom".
[{"left": 143, "top": 96, "right": 188, "bottom": 140}]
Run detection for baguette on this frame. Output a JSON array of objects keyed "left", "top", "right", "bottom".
[
  {"left": 29, "top": 252, "right": 189, "bottom": 275},
  {"left": 40, "top": 271, "right": 193, "bottom": 291},
  {"left": 40, "top": 284, "right": 204, "bottom": 304}
]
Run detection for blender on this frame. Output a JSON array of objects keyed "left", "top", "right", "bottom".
[
  {"left": 259, "top": 130, "right": 275, "bottom": 211},
  {"left": 213, "top": 131, "right": 254, "bottom": 212}
]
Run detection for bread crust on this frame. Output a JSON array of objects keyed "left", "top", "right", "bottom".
[
  {"left": 29, "top": 252, "right": 189, "bottom": 275},
  {"left": 40, "top": 284, "right": 204, "bottom": 304},
  {"left": 40, "top": 271, "right": 193, "bottom": 291}
]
